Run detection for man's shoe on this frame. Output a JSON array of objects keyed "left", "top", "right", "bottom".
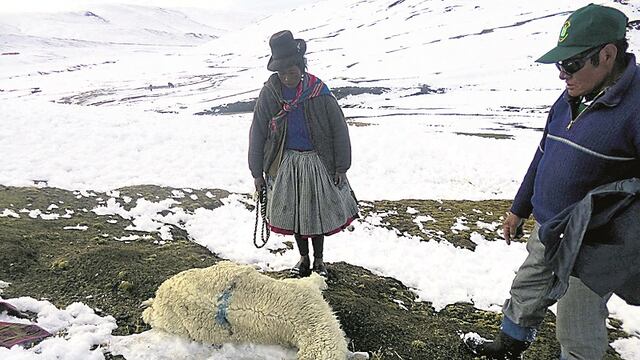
[
  {"left": 312, "top": 257, "right": 328, "bottom": 277},
  {"left": 464, "top": 331, "right": 530, "bottom": 360},
  {"left": 290, "top": 255, "right": 311, "bottom": 277}
]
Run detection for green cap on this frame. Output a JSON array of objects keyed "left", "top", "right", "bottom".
[{"left": 536, "top": 4, "right": 628, "bottom": 63}]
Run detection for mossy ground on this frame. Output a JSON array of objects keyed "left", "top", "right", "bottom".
[{"left": 0, "top": 186, "right": 628, "bottom": 359}]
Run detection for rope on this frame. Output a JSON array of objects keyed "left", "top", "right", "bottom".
[{"left": 253, "top": 186, "right": 270, "bottom": 248}]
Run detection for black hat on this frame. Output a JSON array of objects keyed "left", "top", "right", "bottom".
[{"left": 267, "top": 30, "right": 306, "bottom": 71}]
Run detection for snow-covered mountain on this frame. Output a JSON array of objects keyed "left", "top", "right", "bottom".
[
  {"left": 2, "top": 0, "right": 638, "bottom": 115},
  {"left": 0, "top": 5, "right": 225, "bottom": 45}
]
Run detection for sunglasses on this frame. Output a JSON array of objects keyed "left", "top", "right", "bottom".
[{"left": 555, "top": 45, "right": 604, "bottom": 75}]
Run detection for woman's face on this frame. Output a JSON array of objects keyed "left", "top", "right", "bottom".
[{"left": 277, "top": 65, "right": 302, "bottom": 89}]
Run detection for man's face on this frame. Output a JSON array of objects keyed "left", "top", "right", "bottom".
[
  {"left": 557, "top": 46, "right": 614, "bottom": 97},
  {"left": 277, "top": 65, "right": 302, "bottom": 89}
]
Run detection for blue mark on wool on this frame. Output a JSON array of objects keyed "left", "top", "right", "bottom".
[{"left": 215, "top": 282, "right": 235, "bottom": 334}]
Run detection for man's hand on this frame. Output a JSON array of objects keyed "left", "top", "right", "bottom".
[
  {"left": 333, "top": 172, "right": 347, "bottom": 189},
  {"left": 254, "top": 176, "right": 266, "bottom": 192},
  {"left": 502, "top": 211, "right": 524, "bottom": 245}
]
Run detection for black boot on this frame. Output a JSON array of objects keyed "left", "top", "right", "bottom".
[
  {"left": 291, "top": 235, "right": 311, "bottom": 277},
  {"left": 464, "top": 331, "right": 530, "bottom": 360},
  {"left": 311, "top": 236, "right": 328, "bottom": 276},
  {"left": 290, "top": 255, "right": 311, "bottom": 277},
  {"left": 312, "top": 257, "right": 328, "bottom": 277}
]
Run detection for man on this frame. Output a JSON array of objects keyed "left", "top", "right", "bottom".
[{"left": 465, "top": 4, "right": 638, "bottom": 360}]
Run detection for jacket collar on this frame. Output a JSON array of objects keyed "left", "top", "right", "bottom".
[
  {"left": 598, "top": 53, "right": 637, "bottom": 107},
  {"left": 265, "top": 73, "right": 283, "bottom": 100}
]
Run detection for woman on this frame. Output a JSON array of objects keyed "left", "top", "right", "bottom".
[{"left": 248, "top": 30, "right": 358, "bottom": 277}]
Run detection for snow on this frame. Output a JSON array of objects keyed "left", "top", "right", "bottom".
[
  {"left": 0, "top": 100, "right": 542, "bottom": 200},
  {"left": 613, "top": 337, "right": 640, "bottom": 360},
  {"left": 1, "top": 0, "right": 639, "bottom": 359},
  {"left": 0, "top": 209, "right": 20, "bottom": 218},
  {"left": 0, "top": 298, "right": 117, "bottom": 360},
  {"left": 109, "top": 330, "right": 298, "bottom": 360},
  {"left": 63, "top": 225, "right": 89, "bottom": 231}
]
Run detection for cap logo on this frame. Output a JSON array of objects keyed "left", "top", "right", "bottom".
[{"left": 559, "top": 20, "right": 570, "bottom": 43}]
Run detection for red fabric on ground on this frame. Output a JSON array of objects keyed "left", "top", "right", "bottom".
[{"left": 0, "top": 321, "right": 51, "bottom": 348}]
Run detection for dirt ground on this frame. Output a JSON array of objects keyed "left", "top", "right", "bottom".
[{"left": 0, "top": 185, "right": 629, "bottom": 359}]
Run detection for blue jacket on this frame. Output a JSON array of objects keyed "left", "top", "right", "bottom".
[
  {"left": 539, "top": 178, "right": 640, "bottom": 305},
  {"left": 512, "top": 54, "right": 640, "bottom": 223}
]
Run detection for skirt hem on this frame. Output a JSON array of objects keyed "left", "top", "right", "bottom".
[{"left": 268, "top": 215, "right": 358, "bottom": 238}]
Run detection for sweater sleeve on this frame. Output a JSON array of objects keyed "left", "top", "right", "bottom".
[
  {"left": 326, "top": 95, "right": 351, "bottom": 174},
  {"left": 248, "top": 87, "right": 271, "bottom": 179},
  {"left": 511, "top": 108, "right": 553, "bottom": 218},
  {"left": 631, "top": 108, "right": 640, "bottom": 158}
]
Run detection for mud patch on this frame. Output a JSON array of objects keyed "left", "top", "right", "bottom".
[
  {"left": 455, "top": 132, "right": 514, "bottom": 140},
  {"left": 403, "top": 84, "right": 446, "bottom": 96},
  {"left": 196, "top": 86, "right": 392, "bottom": 115},
  {"left": 195, "top": 100, "right": 255, "bottom": 115},
  {"left": 496, "top": 121, "right": 544, "bottom": 131},
  {"left": 347, "top": 120, "right": 376, "bottom": 127}
]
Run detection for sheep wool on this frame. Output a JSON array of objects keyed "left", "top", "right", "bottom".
[{"left": 142, "top": 261, "right": 350, "bottom": 360}]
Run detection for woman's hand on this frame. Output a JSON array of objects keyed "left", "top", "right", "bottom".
[
  {"left": 254, "top": 176, "right": 266, "bottom": 191},
  {"left": 333, "top": 172, "right": 347, "bottom": 189}
]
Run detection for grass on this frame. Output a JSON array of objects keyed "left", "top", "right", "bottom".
[{"left": 0, "top": 185, "right": 628, "bottom": 359}]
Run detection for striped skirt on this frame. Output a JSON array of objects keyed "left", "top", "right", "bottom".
[{"left": 267, "top": 150, "right": 359, "bottom": 237}]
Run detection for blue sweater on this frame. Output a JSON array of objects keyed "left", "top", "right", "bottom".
[
  {"left": 282, "top": 85, "right": 314, "bottom": 151},
  {"left": 512, "top": 54, "right": 640, "bottom": 224}
]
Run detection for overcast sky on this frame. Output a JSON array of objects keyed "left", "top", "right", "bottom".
[{"left": 0, "top": 0, "right": 320, "bottom": 14}]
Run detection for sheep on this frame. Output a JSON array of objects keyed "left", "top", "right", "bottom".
[{"left": 142, "top": 261, "right": 360, "bottom": 360}]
